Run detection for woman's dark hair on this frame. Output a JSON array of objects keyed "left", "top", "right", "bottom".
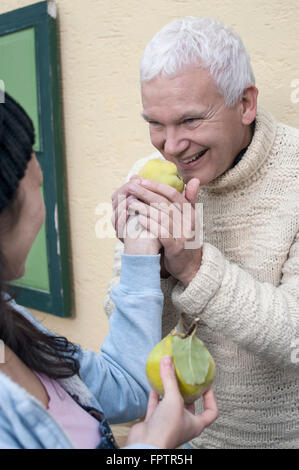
[{"left": 0, "top": 92, "right": 80, "bottom": 379}]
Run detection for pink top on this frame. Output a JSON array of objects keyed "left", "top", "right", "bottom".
[{"left": 34, "top": 372, "right": 101, "bottom": 449}]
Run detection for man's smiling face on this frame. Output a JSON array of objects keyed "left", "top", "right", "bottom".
[{"left": 141, "top": 67, "right": 255, "bottom": 185}]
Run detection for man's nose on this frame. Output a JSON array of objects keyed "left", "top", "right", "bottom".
[{"left": 163, "top": 128, "right": 189, "bottom": 157}]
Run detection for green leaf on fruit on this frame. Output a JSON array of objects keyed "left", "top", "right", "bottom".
[{"left": 172, "top": 335, "right": 210, "bottom": 386}]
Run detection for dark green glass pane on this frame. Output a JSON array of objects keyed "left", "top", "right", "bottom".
[
  {"left": 12, "top": 187, "right": 50, "bottom": 292},
  {"left": 0, "top": 27, "right": 40, "bottom": 150}
]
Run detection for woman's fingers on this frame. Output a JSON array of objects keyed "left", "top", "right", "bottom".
[
  {"left": 144, "top": 389, "right": 159, "bottom": 422},
  {"left": 185, "top": 402, "right": 195, "bottom": 414},
  {"left": 159, "top": 356, "right": 183, "bottom": 405},
  {"left": 111, "top": 194, "right": 126, "bottom": 230},
  {"left": 111, "top": 193, "right": 137, "bottom": 239},
  {"left": 192, "top": 388, "right": 218, "bottom": 433},
  {"left": 111, "top": 176, "right": 141, "bottom": 239}
]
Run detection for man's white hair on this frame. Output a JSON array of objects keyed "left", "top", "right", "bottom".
[{"left": 140, "top": 17, "right": 255, "bottom": 108}]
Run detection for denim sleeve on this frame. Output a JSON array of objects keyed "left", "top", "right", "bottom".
[
  {"left": 122, "top": 443, "right": 159, "bottom": 449},
  {"left": 0, "top": 427, "right": 22, "bottom": 449},
  {"left": 78, "top": 254, "right": 163, "bottom": 424}
]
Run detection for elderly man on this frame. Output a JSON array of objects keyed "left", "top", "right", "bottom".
[{"left": 104, "top": 17, "right": 299, "bottom": 449}]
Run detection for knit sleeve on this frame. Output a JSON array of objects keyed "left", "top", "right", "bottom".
[{"left": 171, "top": 231, "right": 299, "bottom": 371}]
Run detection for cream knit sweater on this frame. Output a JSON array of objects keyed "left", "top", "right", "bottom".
[{"left": 104, "top": 107, "right": 299, "bottom": 449}]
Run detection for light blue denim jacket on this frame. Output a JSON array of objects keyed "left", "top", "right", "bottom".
[{"left": 0, "top": 255, "right": 163, "bottom": 449}]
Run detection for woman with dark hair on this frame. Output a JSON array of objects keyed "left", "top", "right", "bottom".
[{"left": 0, "top": 93, "right": 217, "bottom": 449}]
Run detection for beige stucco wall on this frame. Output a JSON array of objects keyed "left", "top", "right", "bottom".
[{"left": 1, "top": 0, "right": 298, "bottom": 352}]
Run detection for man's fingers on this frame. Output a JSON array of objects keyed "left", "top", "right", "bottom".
[
  {"left": 129, "top": 178, "right": 185, "bottom": 208},
  {"left": 137, "top": 214, "right": 171, "bottom": 240},
  {"left": 129, "top": 174, "right": 140, "bottom": 182},
  {"left": 128, "top": 198, "right": 190, "bottom": 242},
  {"left": 129, "top": 199, "right": 177, "bottom": 238},
  {"left": 111, "top": 176, "right": 139, "bottom": 209},
  {"left": 185, "top": 178, "right": 200, "bottom": 204}
]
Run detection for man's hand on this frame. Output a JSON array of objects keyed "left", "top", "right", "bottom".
[{"left": 125, "top": 177, "right": 202, "bottom": 286}]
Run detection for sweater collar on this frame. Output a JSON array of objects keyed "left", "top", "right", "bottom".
[
  {"left": 202, "top": 107, "right": 277, "bottom": 192},
  {"left": 230, "top": 120, "right": 256, "bottom": 169}
]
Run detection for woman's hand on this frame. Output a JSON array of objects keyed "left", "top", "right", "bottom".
[
  {"left": 111, "top": 175, "right": 141, "bottom": 244},
  {"left": 125, "top": 177, "right": 202, "bottom": 286},
  {"left": 111, "top": 176, "right": 162, "bottom": 255},
  {"left": 123, "top": 201, "right": 162, "bottom": 255},
  {"left": 124, "top": 228, "right": 161, "bottom": 256},
  {"left": 126, "top": 356, "right": 218, "bottom": 449}
]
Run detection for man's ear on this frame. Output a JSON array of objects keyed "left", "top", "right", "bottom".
[{"left": 241, "top": 85, "right": 258, "bottom": 126}]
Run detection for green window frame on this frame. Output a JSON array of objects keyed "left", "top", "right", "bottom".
[{"left": 0, "top": 1, "right": 71, "bottom": 317}]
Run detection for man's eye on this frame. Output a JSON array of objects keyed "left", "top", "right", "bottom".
[
  {"left": 149, "top": 121, "right": 162, "bottom": 128},
  {"left": 182, "top": 118, "right": 203, "bottom": 128},
  {"left": 184, "top": 118, "right": 198, "bottom": 124}
]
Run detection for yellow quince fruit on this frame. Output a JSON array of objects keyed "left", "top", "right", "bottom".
[
  {"left": 138, "top": 159, "right": 184, "bottom": 193},
  {"left": 145, "top": 318, "right": 215, "bottom": 404}
]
